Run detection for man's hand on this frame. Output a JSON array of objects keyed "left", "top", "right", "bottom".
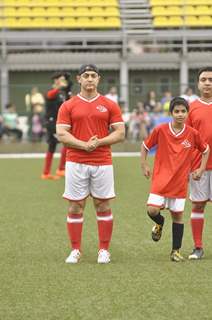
[
  {"left": 85, "top": 135, "right": 99, "bottom": 152},
  {"left": 192, "top": 169, "right": 204, "bottom": 181}
]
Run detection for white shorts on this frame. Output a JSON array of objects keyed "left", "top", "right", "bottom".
[
  {"left": 189, "top": 170, "right": 212, "bottom": 202},
  {"left": 147, "top": 193, "right": 186, "bottom": 212},
  {"left": 63, "top": 162, "right": 115, "bottom": 201}
]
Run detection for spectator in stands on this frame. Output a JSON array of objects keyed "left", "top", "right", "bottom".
[
  {"left": 144, "top": 90, "right": 157, "bottom": 113},
  {"left": 160, "top": 90, "right": 173, "bottom": 114},
  {"left": 41, "top": 71, "right": 73, "bottom": 180},
  {"left": 25, "top": 86, "right": 45, "bottom": 140},
  {"left": 105, "top": 86, "right": 119, "bottom": 103},
  {"left": 2, "top": 103, "right": 23, "bottom": 141},
  {"left": 31, "top": 105, "right": 45, "bottom": 142},
  {"left": 181, "top": 87, "right": 198, "bottom": 103},
  {"left": 0, "top": 115, "right": 3, "bottom": 140},
  {"left": 25, "top": 86, "right": 45, "bottom": 114}
]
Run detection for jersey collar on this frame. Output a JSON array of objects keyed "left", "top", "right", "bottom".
[
  {"left": 169, "top": 122, "right": 186, "bottom": 137},
  {"left": 77, "top": 93, "right": 100, "bottom": 103},
  {"left": 198, "top": 98, "right": 212, "bottom": 105}
]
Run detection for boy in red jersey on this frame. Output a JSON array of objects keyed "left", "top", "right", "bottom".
[
  {"left": 141, "top": 97, "right": 209, "bottom": 262},
  {"left": 186, "top": 67, "right": 212, "bottom": 260},
  {"left": 56, "top": 64, "right": 125, "bottom": 264}
]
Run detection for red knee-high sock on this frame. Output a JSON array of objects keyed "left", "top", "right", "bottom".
[
  {"left": 67, "top": 213, "right": 83, "bottom": 250},
  {"left": 97, "top": 210, "right": 113, "bottom": 250},
  {"left": 58, "top": 146, "right": 67, "bottom": 171},
  {"left": 190, "top": 210, "right": 204, "bottom": 248},
  {"left": 43, "top": 151, "right": 54, "bottom": 175}
]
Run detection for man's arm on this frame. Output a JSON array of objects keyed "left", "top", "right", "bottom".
[
  {"left": 56, "top": 125, "right": 98, "bottom": 152},
  {"left": 97, "top": 123, "right": 125, "bottom": 147}
]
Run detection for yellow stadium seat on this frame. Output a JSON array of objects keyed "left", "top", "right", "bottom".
[
  {"left": 104, "top": 6, "right": 120, "bottom": 17},
  {"left": 90, "top": 17, "right": 106, "bottom": 28},
  {"left": 90, "top": 7, "right": 106, "bottom": 17},
  {"left": 152, "top": 6, "right": 167, "bottom": 16},
  {"left": 3, "top": 0, "right": 17, "bottom": 5},
  {"left": 3, "top": 7, "right": 17, "bottom": 17},
  {"left": 31, "top": 17, "right": 47, "bottom": 28},
  {"left": 185, "top": 6, "right": 197, "bottom": 15},
  {"left": 105, "top": 16, "right": 121, "bottom": 28},
  {"left": 75, "top": 7, "right": 90, "bottom": 17},
  {"left": 198, "top": 15, "right": 212, "bottom": 26},
  {"left": 4, "top": 17, "right": 19, "bottom": 28},
  {"left": 62, "top": 17, "right": 76, "bottom": 28},
  {"left": 46, "top": 7, "right": 60, "bottom": 17},
  {"left": 167, "top": 6, "right": 182, "bottom": 16},
  {"left": 153, "top": 16, "right": 168, "bottom": 27},
  {"left": 16, "top": 7, "right": 31, "bottom": 17},
  {"left": 196, "top": 5, "right": 209, "bottom": 15},
  {"left": 75, "top": 16, "right": 92, "bottom": 28},
  {"left": 46, "top": 17, "right": 62, "bottom": 28},
  {"left": 18, "top": 17, "right": 32, "bottom": 28},
  {"left": 166, "top": 16, "right": 183, "bottom": 27},
  {"left": 185, "top": 15, "right": 199, "bottom": 26},
  {"left": 31, "top": 7, "right": 46, "bottom": 17},
  {"left": 60, "top": 7, "right": 75, "bottom": 17}
]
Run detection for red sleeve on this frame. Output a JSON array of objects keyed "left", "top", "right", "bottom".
[
  {"left": 144, "top": 127, "right": 159, "bottom": 150},
  {"left": 46, "top": 88, "right": 60, "bottom": 99},
  {"left": 109, "top": 102, "right": 124, "bottom": 125},
  {"left": 56, "top": 101, "right": 72, "bottom": 126},
  {"left": 194, "top": 130, "right": 208, "bottom": 153}
]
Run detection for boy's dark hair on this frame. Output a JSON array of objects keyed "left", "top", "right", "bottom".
[
  {"left": 197, "top": 67, "right": 212, "bottom": 80},
  {"left": 5, "top": 103, "right": 14, "bottom": 109},
  {"left": 169, "top": 97, "right": 189, "bottom": 113}
]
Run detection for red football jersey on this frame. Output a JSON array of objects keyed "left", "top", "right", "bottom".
[
  {"left": 144, "top": 122, "right": 208, "bottom": 198},
  {"left": 57, "top": 94, "right": 123, "bottom": 165},
  {"left": 186, "top": 98, "right": 212, "bottom": 170}
]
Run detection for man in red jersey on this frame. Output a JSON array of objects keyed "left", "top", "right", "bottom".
[
  {"left": 41, "top": 71, "right": 72, "bottom": 180},
  {"left": 186, "top": 67, "right": 212, "bottom": 260},
  {"left": 141, "top": 97, "right": 209, "bottom": 262},
  {"left": 56, "top": 64, "right": 125, "bottom": 264}
]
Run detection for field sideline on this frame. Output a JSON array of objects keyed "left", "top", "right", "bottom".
[{"left": 0, "top": 157, "right": 212, "bottom": 320}]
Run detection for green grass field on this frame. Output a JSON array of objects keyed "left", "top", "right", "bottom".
[{"left": 0, "top": 157, "right": 212, "bottom": 320}]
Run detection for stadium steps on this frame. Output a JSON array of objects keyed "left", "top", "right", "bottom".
[{"left": 119, "top": 0, "right": 153, "bottom": 34}]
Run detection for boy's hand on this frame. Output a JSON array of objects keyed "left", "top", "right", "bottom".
[{"left": 141, "top": 164, "right": 151, "bottom": 179}]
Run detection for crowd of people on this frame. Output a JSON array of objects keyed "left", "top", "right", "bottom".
[{"left": 0, "top": 83, "right": 199, "bottom": 145}]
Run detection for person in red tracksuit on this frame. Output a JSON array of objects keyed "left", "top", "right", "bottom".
[{"left": 41, "top": 71, "right": 73, "bottom": 180}]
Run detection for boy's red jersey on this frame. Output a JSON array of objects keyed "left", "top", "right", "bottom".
[
  {"left": 143, "top": 122, "right": 208, "bottom": 198},
  {"left": 186, "top": 99, "right": 212, "bottom": 170}
]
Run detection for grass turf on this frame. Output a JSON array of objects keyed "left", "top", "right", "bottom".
[{"left": 0, "top": 157, "right": 212, "bottom": 320}]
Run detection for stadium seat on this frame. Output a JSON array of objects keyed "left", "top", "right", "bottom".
[
  {"left": 46, "top": 17, "right": 62, "bottom": 28},
  {"left": 196, "top": 5, "right": 209, "bottom": 15},
  {"left": 75, "top": 17, "right": 92, "bottom": 28},
  {"left": 104, "top": 7, "right": 120, "bottom": 17},
  {"left": 16, "top": 7, "right": 31, "bottom": 17},
  {"left": 31, "top": 7, "right": 47, "bottom": 17},
  {"left": 185, "top": 6, "right": 197, "bottom": 15},
  {"left": 104, "top": 16, "right": 121, "bottom": 28},
  {"left": 75, "top": 7, "right": 90, "bottom": 17},
  {"left": 166, "top": 6, "right": 182, "bottom": 16},
  {"left": 3, "top": 7, "right": 17, "bottom": 17},
  {"left": 166, "top": 16, "right": 183, "bottom": 27},
  {"left": 90, "top": 17, "right": 106, "bottom": 28},
  {"left": 90, "top": 7, "right": 106, "bottom": 17},
  {"left": 46, "top": 7, "right": 61, "bottom": 17},
  {"left": 62, "top": 17, "right": 76, "bottom": 28},
  {"left": 151, "top": 6, "right": 167, "bottom": 16},
  {"left": 60, "top": 7, "right": 75, "bottom": 17},
  {"left": 185, "top": 15, "right": 199, "bottom": 27},
  {"left": 153, "top": 16, "right": 168, "bottom": 27},
  {"left": 18, "top": 17, "right": 32, "bottom": 28},
  {"left": 198, "top": 15, "right": 212, "bottom": 26}
]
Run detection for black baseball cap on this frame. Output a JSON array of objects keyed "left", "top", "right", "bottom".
[{"left": 78, "top": 64, "right": 100, "bottom": 75}]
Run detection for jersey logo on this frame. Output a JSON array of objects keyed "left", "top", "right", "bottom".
[
  {"left": 181, "top": 139, "right": 191, "bottom": 148},
  {"left": 96, "top": 105, "right": 107, "bottom": 112}
]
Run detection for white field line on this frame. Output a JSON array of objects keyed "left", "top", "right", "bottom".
[{"left": 0, "top": 152, "right": 140, "bottom": 159}]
